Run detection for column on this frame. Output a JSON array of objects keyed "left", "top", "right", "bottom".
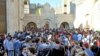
[
  {"left": 6, "top": 0, "right": 18, "bottom": 35},
  {"left": 19, "top": 0, "right": 24, "bottom": 31}
]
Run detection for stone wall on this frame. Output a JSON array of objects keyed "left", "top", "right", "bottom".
[
  {"left": 6, "top": 0, "right": 24, "bottom": 35},
  {"left": 56, "top": 14, "right": 74, "bottom": 29},
  {"left": 23, "top": 13, "right": 74, "bottom": 29}
]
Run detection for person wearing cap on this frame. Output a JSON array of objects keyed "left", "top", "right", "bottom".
[{"left": 22, "top": 35, "right": 35, "bottom": 48}]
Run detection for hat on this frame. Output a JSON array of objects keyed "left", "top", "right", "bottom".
[{"left": 26, "top": 35, "right": 31, "bottom": 39}]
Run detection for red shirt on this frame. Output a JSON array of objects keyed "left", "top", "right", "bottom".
[{"left": 97, "top": 40, "right": 100, "bottom": 47}]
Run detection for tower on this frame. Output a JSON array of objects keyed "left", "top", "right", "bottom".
[
  {"left": 63, "top": 0, "right": 67, "bottom": 14},
  {"left": 24, "top": 0, "right": 30, "bottom": 14}
]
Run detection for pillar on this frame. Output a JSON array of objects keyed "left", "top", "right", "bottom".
[{"left": 6, "top": 0, "right": 19, "bottom": 35}]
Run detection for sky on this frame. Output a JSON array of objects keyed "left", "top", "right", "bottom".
[{"left": 30, "top": 0, "right": 63, "bottom": 8}]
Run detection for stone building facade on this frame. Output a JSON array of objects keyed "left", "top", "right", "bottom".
[
  {"left": 23, "top": 3, "right": 74, "bottom": 30},
  {"left": 5, "top": 0, "right": 74, "bottom": 35},
  {"left": 6, "top": 0, "right": 24, "bottom": 35},
  {"left": 73, "top": 0, "right": 100, "bottom": 31},
  {"left": 1, "top": 0, "right": 100, "bottom": 35}
]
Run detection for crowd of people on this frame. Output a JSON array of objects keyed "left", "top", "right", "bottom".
[{"left": 0, "top": 28, "right": 100, "bottom": 56}]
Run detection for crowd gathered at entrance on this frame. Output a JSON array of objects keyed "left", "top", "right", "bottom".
[{"left": 0, "top": 28, "right": 100, "bottom": 56}]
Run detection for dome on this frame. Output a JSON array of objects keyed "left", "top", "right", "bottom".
[{"left": 44, "top": 3, "right": 51, "bottom": 8}]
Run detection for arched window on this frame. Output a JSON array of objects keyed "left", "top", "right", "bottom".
[
  {"left": 64, "top": 4, "right": 67, "bottom": 7},
  {"left": 24, "top": 1, "right": 27, "bottom": 5},
  {"left": 25, "top": 22, "right": 37, "bottom": 31}
]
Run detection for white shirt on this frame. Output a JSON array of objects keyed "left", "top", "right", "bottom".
[{"left": 82, "top": 37, "right": 89, "bottom": 43}]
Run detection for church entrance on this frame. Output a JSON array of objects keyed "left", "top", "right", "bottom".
[
  {"left": 60, "top": 22, "right": 69, "bottom": 29},
  {"left": 25, "top": 22, "right": 37, "bottom": 31},
  {"left": 44, "top": 21, "right": 49, "bottom": 30}
]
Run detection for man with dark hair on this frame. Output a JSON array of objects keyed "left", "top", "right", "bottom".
[
  {"left": 4, "top": 35, "right": 14, "bottom": 56},
  {"left": 37, "top": 37, "right": 50, "bottom": 56},
  {"left": 48, "top": 39, "right": 65, "bottom": 56},
  {"left": 28, "top": 47, "right": 36, "bottom": 56}
]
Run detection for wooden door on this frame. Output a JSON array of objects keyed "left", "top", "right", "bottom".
[{"left": 0, "top": 0, "right": 6, "bottom": 34}]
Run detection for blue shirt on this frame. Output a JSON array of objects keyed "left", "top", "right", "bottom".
[
  {"left": 73, "top": 34, "right": 78, "bottom": 41},
  {"left": 84, "top": 48, "right": 94, "bottom": 56},
  {"left": 5, "top": 40, "right": 14, "bottom": 51},
  {"left": 49, "top": 42, "right": 59, "bottom": 49},
  {"left": 14, "top": 40, "right": 21, "bottom": 49},
  {"left": 37, "top": 43, "right": 50, "bottom": 51}
]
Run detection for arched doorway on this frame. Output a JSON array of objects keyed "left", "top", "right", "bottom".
[
  {"left": 44, "top": 21, "right": 49, "bottom": 29},
  {"left": 60, "top": 22, "right": 69, "bottom": 29},
  {"left": 25, "top": 22, "right": 37, "bottom": 31}
]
